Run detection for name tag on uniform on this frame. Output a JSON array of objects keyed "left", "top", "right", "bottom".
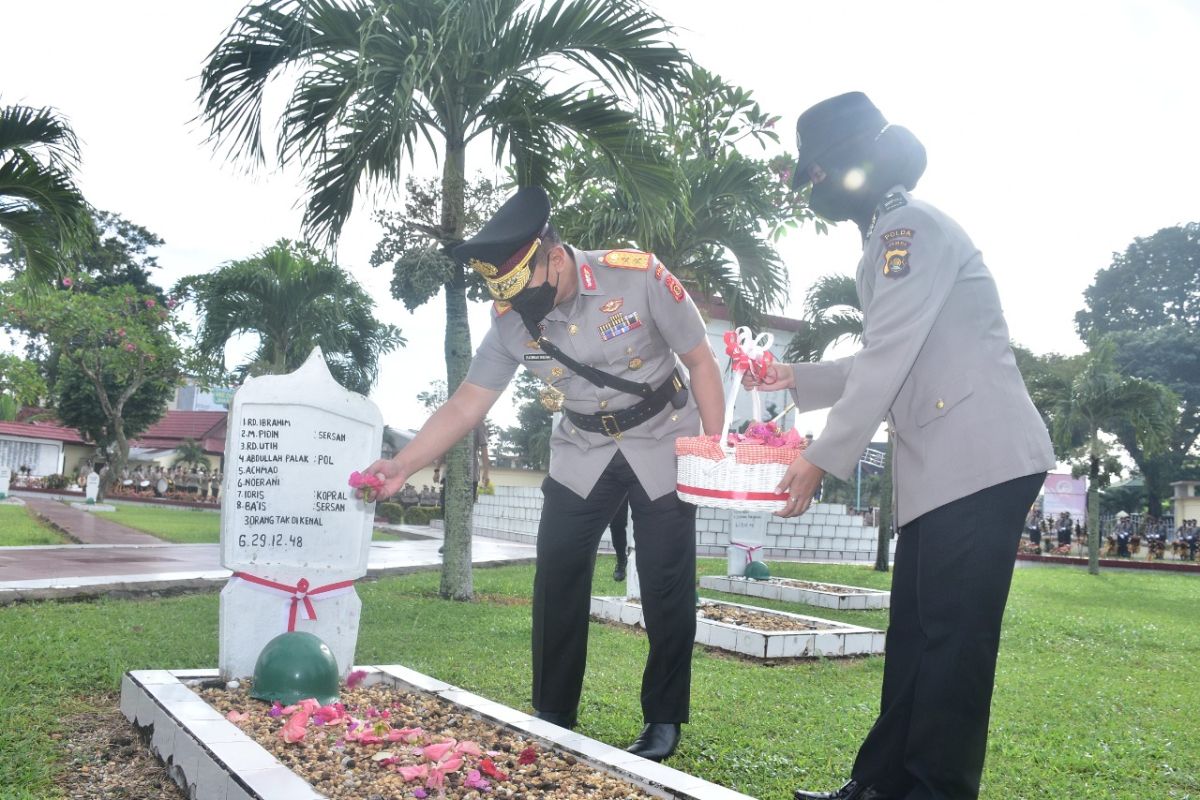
[
  {"left": 598, "top": 311, "right": 642, "bottom": 341},
  {"left": 524, "top": 353, "right": 552, "bottom": 361}
]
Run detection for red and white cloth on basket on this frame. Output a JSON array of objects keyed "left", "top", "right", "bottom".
[{"left": 675, "top": 327, "right": 806, "bottom": 510}]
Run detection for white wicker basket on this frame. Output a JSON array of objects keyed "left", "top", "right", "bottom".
[{"left": 675, "top": 331, "right": 800, "bottom": 511}]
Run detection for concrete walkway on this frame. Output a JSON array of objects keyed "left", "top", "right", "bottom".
[
  {"left": 0, "top": 503, "right": 537, "bottom": 604},
  {"left": 24, "top": 496, "right": 165, "bottom": 545}
]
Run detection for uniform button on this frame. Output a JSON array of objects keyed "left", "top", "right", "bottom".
[
  {"left": 935, "top": 399, "right": 945, "bottom": 410},
  {"left": 670, "top": 413, "right": 678, "bottom": 422},
  {"left": 626, "top": 346, "right": 634, "bottom": 354},
  {"left": 570, "top": 427, "right": 577, "bottom": 434},
  {"left": 599, "top": 400, "right": 608, "bottom": 409},
  {"left": 568, "top": 324, "right": 579, "bottom": 335}
]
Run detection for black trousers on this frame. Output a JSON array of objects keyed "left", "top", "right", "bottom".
[
  {"left": 609, "top": 496, "right": 630, "bottom": 562},
  {"left": 851, "top": 472, "right": 1044, "bottom": 800},
  {"left": 532, "top": 452, "right": 696, "bottom": 723}
]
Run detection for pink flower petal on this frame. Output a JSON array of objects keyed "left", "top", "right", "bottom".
[
  {"left": 225, "top": 710, "right": 249, "bottom": 723},
  {"left": 399, "top": 764, "right": 429, "bottom": 782},
  {"left": 455, "top": 740, "right": 483, "bottom": 757},
  {"left": 346, "top": 669, "right": 368, "bottom": 689},
  {"left": 422, "top": 740, "right": 456, "bottom": 762},
  {"left": 280, "top": 710, "right": 310, "bottom": 743}
]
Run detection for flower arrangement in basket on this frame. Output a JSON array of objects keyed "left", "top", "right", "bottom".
[{"left": 675, "top": 327, "right": 806, "bottom": 511}]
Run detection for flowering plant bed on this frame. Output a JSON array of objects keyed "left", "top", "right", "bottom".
[
  {"left": 698, "top": 575, "right": 889, "bottom": 611},
  {"left": 121, "top": 666, "right": 752, "bottom": 800},
  {"left": 590, "top": 596, "right": 883, "bottom": 659}
]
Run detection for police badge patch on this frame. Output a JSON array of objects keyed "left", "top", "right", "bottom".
[{"left": 881, "top": 228, "right": 913, "bottom": 279}]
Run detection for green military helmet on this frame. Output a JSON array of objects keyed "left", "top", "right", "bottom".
[
  {"left": 743, "top": 560, "right": 771, "bottom": 581},
  {"left": 250, "top": 631, "right": 340, "bottom": 706}
]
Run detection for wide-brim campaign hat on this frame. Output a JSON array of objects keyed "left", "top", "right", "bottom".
[
  {"left": 791, "top": 92, "right": 888, "bottom": 189},
  {"left": 452, "top": 186, "right": 551, "bottom": 301}
]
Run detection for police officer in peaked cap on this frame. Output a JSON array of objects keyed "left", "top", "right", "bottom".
[
  {"left": 743, "top": 93, "right": 1056, "bottom": 800},
  {"left": 355, "top": 186, "right": 725, "bottom": 761}
]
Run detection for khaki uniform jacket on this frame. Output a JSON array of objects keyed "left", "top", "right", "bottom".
[
  {"left": 794, "top": 188, "right": 1055, "bottom": 526},
  {"left": 466, "top": 247, "right": 709, "bottom": 500}
]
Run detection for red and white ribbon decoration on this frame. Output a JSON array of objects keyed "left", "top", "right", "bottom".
[
  {"left": 723, "top": 326, "right": 775, "bottom": 382},
  {"left": 232, "top": 572, "right": 356, "bottom": 633},
  {"left": 729, "top": 538, "right": 765, "bottom": 565}
]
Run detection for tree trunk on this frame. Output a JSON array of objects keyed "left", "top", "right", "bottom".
[
  {"left": 438, "top": 141, "right": 474, "bottom": 601},
  {"left": 1088, "top": 452, "right": 1101, "bottom": 575},
  {"left": 874, "top": 438, "right": 893, "bottom": 572}
]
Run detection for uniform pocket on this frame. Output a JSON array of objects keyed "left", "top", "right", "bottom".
[{"left": 915, "top": 381, "right": 974, "bottom": 427}]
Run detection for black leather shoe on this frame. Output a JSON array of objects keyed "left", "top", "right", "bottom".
[
  {"left": 534, "top": 710, "right": 577, "bottom": 730},
  {"left": 613, "top": 561, "right": 627, "bottom": 581},
  {"left": 626, "top": 723, "right": 681, "bottom": 762},
  {"left": 794, "top": 779, "right": 888, "bottom": 800}
]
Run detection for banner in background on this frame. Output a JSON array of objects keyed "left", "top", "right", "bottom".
[{"left": 1042, "top": 473, "right": 1087, "bottom": 522}]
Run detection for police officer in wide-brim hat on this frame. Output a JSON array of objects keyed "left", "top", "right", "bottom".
[
  {"left": 744, "top": 93, "right": 1055, "bottom": 800},
  {"left": 354, "top": 185, "right": 725, "bottom": 762}
]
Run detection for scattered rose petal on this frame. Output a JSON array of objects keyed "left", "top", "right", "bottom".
[
  {"left": 371, "top": 750, "right": 395, "bottom": 762},
  {"left": 269, "top": 701, "right": 283, "bottom": 718},
  {"left": 518, "top": 746, "right": 538, "bottom": 765},
  {"left": 280, "top": 710, "right": 310, "bottom": 743},
  {"left": 412, "top": 790, "right": 427, "bottom": 799},
  {"left": 225, "top": 710, "right": 249, "bottom": 723},
  {"left": 346, "top": 669, "right": 368, "bottom": 689},
  {"left": 422, "top": 740, "right": 456, "bottom": 762},
  {"left": 455, "top": 740, "right": 482, "bottom": 757},
  {"left": 399, "top": 764, "right": 429, "bottom": 782},
  {"left": 480, "top": 757, "right": 508, "bottom": 781},
  {"left": 464, "top": 769, "right": 490, "bottom": 790}
]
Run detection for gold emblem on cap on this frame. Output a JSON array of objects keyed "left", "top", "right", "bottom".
[{"left": 469, "top": 258, "right": 498, "bottom": 277}]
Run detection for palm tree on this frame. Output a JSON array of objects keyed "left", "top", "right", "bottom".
[
  {"left": 783, "top": 274, "right": 862, "bottom": 363},
  {"left": 173, "top": 438, "right": 208, "bottom": 471},
  {"left": 1050, "top": 338, "right": 1177, "bottom": 574},
  {"left": 196, "top": 0, "right": 690, "bottom": 600},
  {"left": 0, "top": 103, "right": 93, "bottom": 284},
  {"left": 549, "top": 68, "right": 809, "bottom": 326},
  {"left": 175, "top": 240, "right": 404, "bottom": 395}
]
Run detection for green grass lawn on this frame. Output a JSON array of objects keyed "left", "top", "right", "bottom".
[
  {"left": 1, "top": 559, "right": 1197, "bottom": 799},
  {"left": 0, "top": 504, "right": 69, "bottom": 545},
  {"left": 91, "top": 503, "right": 421, "bottom": 544}
]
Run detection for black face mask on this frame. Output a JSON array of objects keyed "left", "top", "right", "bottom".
[
  {"left": 511, "top": 262, "right": 559, "bottom": 338},
  {"left": 809, "top": 170, "right": 865, "bottom": 223}
]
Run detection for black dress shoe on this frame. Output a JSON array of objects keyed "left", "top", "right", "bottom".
[
  {"left": 794, "top": 779, "right": 888, "bottom": 800},
  {"left": 534, "top": 710, "right": 577, "bottom": 729},
  {"left": 613, "top": 561, "right": 627, "bottom": 581},
  {"left": 625, "top": 723, "right": 681, "bottom": 762}
]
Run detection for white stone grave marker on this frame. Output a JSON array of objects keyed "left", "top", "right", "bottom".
[
  {"left": 727, "top": 510, "right": 768, "bottom": 576},
  {"left": 0, "top": 466, "right": 9, "bottom": 500},
  {"left": 85, "top": 472, "right": 99, "bottom": 505},
  {"left": 219, "top": 348, "right": 383, "bottom": 680}
]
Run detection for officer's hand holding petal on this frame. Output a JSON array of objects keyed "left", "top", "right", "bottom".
[
  {"left": 352, "top": 458, "right": 407, "bottom": 502},
  {"left": 773, "top": 453, "right": 825, "bottom": 518}
]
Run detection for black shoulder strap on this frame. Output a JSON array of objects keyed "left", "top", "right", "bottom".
[{"left": 537, "top": 336, "right": 654, "bottom": 399}]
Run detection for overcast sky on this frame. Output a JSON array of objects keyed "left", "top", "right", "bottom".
[{"left": 3, "top": 0, "right": 1198, "bottom": 433}]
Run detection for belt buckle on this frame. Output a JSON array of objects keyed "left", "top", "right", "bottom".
[{"left": 600, "top": 414, "right": 622, "bottom": 440}]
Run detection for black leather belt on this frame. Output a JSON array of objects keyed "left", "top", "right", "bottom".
[{"left": 564, "top": 370, "right": 688, "bottom": 438}]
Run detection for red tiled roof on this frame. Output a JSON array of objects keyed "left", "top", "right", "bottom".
[
  {"left": 0, "top": 420, "right": 89, "bottom": 445},
  {"left": 131, "top": 410, "right": 228, "bottom": 455}
]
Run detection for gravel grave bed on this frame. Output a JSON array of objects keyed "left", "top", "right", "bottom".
[
  {"left": 767, "top": 579, "right": 867, "bottom": 594},
  {"left": 695, "top": 603, "right": 826, "bottom": 632},
  {"left": 200, "top": 682, "right": 658, "bottom": 800}
]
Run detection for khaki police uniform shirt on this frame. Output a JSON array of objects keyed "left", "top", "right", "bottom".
[
  {"left": 792, "top": 187, "right": 1055, "bottom": 526},
  {"left": 465, "top": 246, "right": 709, "bottom": 500}
]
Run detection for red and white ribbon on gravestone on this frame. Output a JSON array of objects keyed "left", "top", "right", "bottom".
[
  {"left": 232, "top": 572, "right": 356, "bottom": 633},
  {"left": 729, "top": 539, "right": 764, "bottom": 565}
]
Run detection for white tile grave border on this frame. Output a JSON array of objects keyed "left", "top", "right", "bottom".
[
  {"left": 699, "top": 575, "right": 890, "bottom": 611},
  {"left": 121, "top": 665, "right": 753, "bottom": 800},
  {"left": 590, "top": 596, "right": 885, "bottom": 659}
]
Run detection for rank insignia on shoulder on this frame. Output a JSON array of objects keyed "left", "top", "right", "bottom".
[
  {"left": 664, "top": 273, "right": 686, "bottom": 302},
  {"left": 493, "top": 300, "right": 512, "bottom": 316},
  {"left": 580, "top": 263, "right": 597, "bottom": 290},
  {"left": 599, "top": 298, "right": 623, "bottom": 313},
  {"left": 601, "top": 249, "right": 652, "bottom": 270},
  {"left": 881, "top": 192, "right": 908, "bottom": 213},
  {"left": 654, "top": 262, "right": 665, "bottom": 281}
]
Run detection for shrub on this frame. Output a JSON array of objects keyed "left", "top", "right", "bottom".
[
  {"left": 405, "top": 506, "right": 444, "bottom": 526},
  {"left": 44, "top": 474, "right": 70, "bottom": 490},
  {"left": 376, "top": 502, "right": 405, "bottom": 524}
]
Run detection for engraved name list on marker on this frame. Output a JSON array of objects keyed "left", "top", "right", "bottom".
[{"left": 219, "top": 348, "right": 383, "bottom": 680}]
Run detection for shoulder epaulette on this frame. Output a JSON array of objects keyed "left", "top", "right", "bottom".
[
  {"left": 600, "top": 249, "right": 652, "bottom": 270},
  {"left": 881, "top": 192, "right": 907, "bottom": 213},
  {"left": 493, "top": 300, "right": 512, "bottom": 317}
]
